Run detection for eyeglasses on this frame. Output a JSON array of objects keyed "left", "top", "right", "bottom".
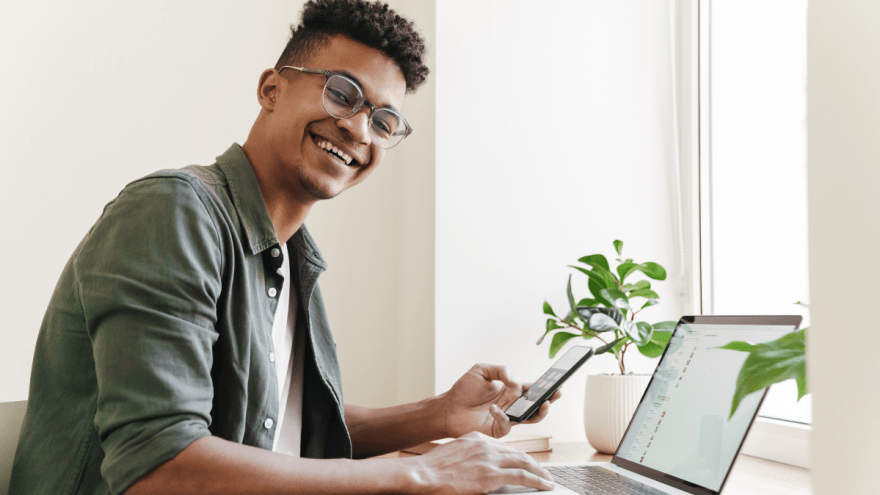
[{"left": 279, "top": 66, "right": 412, "bottom": 149}]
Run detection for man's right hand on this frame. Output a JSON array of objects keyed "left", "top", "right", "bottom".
[{"left": 406, "top": 431, "right": 555, "bottom": 494}]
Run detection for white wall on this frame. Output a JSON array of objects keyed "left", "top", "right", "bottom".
[
  {"left": 306, "top": 0, "right": 436, "bottom": 407},
  {"left": 436, "top": 0, "right": 683, "bottom": 442},
  {"left": 0, "top": 0, "right": 436, "bottom": 407},
  {"left": 808, "top": 0, "right": 880, "bottom": 491}
]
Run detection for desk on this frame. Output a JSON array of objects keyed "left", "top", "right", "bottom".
[{"left": 377, "top": 442, "right": 812, "bottom": 494}]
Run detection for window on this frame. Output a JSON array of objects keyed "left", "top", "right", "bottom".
[{"left": 697, "top": 0, "right": 810, "bottom": 467}]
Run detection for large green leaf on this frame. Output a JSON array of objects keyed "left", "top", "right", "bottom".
[
  {"left": 578, "top": 306, "right": 623, "bottom": 326},
  {"left": 596, "top": 336, "right": 626, "bottom": 355},
  {"left": 589, "top": 278, "right": 613, "bottom": 306},
  {"left": 600, "top": 288, "right": 630, "bottom": 311},
  {"left": 717, "top": 341, "right": 755, "bottom": 352},
  {"left": 543, "top": 301, "right": 556, "bottom": 317},
  {"left": 628, "top": 289, "right": 660, "bottom": 300},
  {"left": 571, "top": 266, "right": 614, "bottom": 290},
  {"left": 536, "top": 318, "right": 565, "bottom": 345},
  {"left": 638, "top": 262, "right": 667, "bottom": 280},
  {"left": 613, "top": 240, "right": 623, "bottom": 255},
  {"left": 566, "top": 274, "right": 577, "bottom": 316},
  {"left": 577, "top": 254, "right": 611, "bottom": 273},
  {"left": 640, "top": 299, "right": 659, "bottom": 310},
  {"left": 637, "top": 330, "right": 673, "bottom": 358},
  {"left": 617, "top": 261, "right": 641, "bottom": 283},
  {"left": 621, "top": 320, "right": 651, "bottom": 346},
  {"left": 588, "top": 313, "right": 620, "bottom": 332},
  {"left": 576, "top": 298, "right": 600, "bottom": 307},
  {"left": 726, "top": 329, "right": 807, "bottom": 418},
  {"left": 550, "top": 332, "right": 580, "bottom": 358}
]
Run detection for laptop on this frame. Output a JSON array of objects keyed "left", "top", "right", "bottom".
[{"left": 493, "top": 315, "right": 803, "bottom": 495}]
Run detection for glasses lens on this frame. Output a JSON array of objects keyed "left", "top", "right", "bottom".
[
  {"left": 322, "top": 75, "right": 363, "bottom": 118},
  {"left": 369, "top": 108, "right": 409, "bottom": 149}
]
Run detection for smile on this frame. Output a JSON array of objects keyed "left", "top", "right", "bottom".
[{"left": 311, "top": 134, "right": 359, "bottom": 167}]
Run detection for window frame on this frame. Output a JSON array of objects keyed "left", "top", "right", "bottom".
[{"left": 692, "top": 0, "right": 810, "bottom": 468}]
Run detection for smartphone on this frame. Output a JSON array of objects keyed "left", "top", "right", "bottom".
[{"left": 504, "top": 345, "right": 595, "bottom": 422}]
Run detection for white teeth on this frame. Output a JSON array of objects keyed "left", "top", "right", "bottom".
[{"left": 314, "top": 136, "right": 356, "bottom": 166}]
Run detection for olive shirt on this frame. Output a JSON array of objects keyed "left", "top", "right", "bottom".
[{"left": 10, "top": 144, "right": 352, "bottom": 495}]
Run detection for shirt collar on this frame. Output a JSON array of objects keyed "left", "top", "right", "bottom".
[
  {"left": 215, "top": 143, "right": 279, "bottom": 255},
  {"left": 214, "top": 143, "right": 326, "bottom": 269}
]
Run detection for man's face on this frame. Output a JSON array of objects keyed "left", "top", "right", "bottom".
[{"left": 266, "top": 35, "right": 407, "bottom": 201}]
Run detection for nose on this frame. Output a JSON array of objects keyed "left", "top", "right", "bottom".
[{"left": 337, "top": 107, "right": 371, "bottom": 145}]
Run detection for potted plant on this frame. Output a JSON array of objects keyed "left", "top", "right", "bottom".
[{"left": 538, "top": 240, "right": 676, "bottom": 453}]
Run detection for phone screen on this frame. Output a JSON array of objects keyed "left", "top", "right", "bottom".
[{"left": 504, "top": 346, "right": 594, "bottom": 422}]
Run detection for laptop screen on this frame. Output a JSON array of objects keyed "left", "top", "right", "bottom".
[{"left": 613, "top": 316, "right": 801, "bottom": 493}]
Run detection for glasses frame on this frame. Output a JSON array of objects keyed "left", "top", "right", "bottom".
[{"left": 278, "top": 66, "right": 412, "bottom": 149}]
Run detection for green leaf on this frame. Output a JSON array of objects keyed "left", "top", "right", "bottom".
[
  {"left": 536, "top": 318, "right": 566, "bottom": 345},
  {"left": 796, "top": 370, "right": 808, "bottom": 400},
  {"left": 596, "top": 337, "right": 626, "bottom": 355},
  {"left": 566, "top": 275, "right": 577, "bottom": 315},
  {"left": 561, "top": 310, "right": 577, "bottom": 324},
  {"left": 576, "top": 298, "right": 600, "bottom": 307},
  {"left": 577, "top": 254, "right": 610, "bottom": 273},
  {"left": 633, "top": 280, "right": 650, "bottom": 290},
  {"left": 589, "top": 278, "right": 613, "bottom": 306},
  {"left": 628, "top": 289, "right": 660, "bottom": 300},
  {"left": 550, "top": 332, "right": 580, "bottom": 358},
  {"left": 600, "top": 288, "right": 630, "bottom": 311},
  {"left": 651, "top": 321, "right": 678, "bottom": 331},
  {"left": 638, "top": 262, "right": 667, "bottom": 280},
  {"left": 716, "top": 341, "right": 755, "bottom": 352},
  {"left": 637, "top": 330, "right": 673, "bottom": 358},
  {"left": 640, "top": 299, "right": 659, "bottom": 309},
  {"left": 617, "top": 261, "right": 641, "bottom": 283},
  {"left": 571, "top": 266, "right": 614, "bottom": 291},
  {"left": 613, "top": 240, "right": 623, "bottom": 255},
  {"left": 621, "top": 320, "right": 651, "bottom": 346},
  {"left": 543, "top": 301, "right": 556, "bottom": 317},
  {"left": 588, "top": 313, "right": 619, "bottom": 332},
  {"left": 727, "top": 329, "right": 807, "bottom": 419}
]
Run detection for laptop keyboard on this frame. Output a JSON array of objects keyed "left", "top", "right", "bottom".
[{"left": 547, "top": 466, "right": 668, "bottom": 494}]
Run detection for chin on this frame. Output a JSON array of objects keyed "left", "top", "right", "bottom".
[{"left": 300, "top": 177, "right": 344, "bottom": 201}]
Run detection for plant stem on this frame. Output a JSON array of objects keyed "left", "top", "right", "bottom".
[{"left": 561, "top": 320, "right": 609, "bottom": 345}]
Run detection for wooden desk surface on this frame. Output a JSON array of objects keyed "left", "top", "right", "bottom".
[{"left": 379, "top": 442, "right": 811, "bottom": 494}]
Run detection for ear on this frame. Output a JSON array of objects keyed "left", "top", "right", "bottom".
[{"left": 256, "top": 68, "right": 281, "bottom": 111}]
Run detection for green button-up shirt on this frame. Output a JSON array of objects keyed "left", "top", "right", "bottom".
[{"left": 10, "top": 144, "right": 352, "bottom": 495}]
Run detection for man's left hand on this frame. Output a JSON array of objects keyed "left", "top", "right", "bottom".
[{"left": 440, "top": 363, "right": 562, "bottom": 439}]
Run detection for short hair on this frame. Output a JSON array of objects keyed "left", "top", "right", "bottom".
[{"left": 275, "top": 0, "right": 429, "bottom": 93}]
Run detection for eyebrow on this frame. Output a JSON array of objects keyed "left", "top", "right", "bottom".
[{"left": 334, "top": 69, "right": 402, "bottom": 113}]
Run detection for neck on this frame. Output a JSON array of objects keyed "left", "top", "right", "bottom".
[{"left": 241, "top": 126, "right": 315, "bottom": 245}]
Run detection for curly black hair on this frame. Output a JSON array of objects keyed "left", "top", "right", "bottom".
[{"left": 275, "top": 0, "right": 429, "bottom": 92}]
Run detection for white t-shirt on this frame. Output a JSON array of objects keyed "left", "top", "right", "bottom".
[{"left": 271, "top": 244, "right": 304, "bottom": 456}]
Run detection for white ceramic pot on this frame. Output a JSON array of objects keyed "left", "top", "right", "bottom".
[{"left": 583, "top": 373, "right": 651, "bottom": 454}]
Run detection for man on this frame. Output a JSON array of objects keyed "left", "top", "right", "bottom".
[{"left": 10, "top": 1, "right": 559, "bottom": 494}]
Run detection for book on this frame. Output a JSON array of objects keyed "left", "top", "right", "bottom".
[{"left": 402, "top": 432, "right": 552, "bottom": 454}]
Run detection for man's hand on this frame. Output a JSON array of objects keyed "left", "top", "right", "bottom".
[
  {"left": 408, "top": 431, "right": 555, "bottom": 494},
  {"left": 440, "top": 363, "right": 562, "bottom": 439}
]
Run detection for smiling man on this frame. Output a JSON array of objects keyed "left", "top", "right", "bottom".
[{"left": 9, "top": 1, "right": 559, "bottom": 494}]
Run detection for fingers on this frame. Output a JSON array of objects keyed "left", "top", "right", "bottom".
[
  {"left": 489, "top": 404, "right": 513, "bottom": 437},
  {"left": 472, "top": 363, "right": 519, "bottom": 390},
  {"left": 519, "top": 384, "right": 562, "bottom": 404},
  {"left": 521, "top": 401, "right": 551, "bottom": 425},
  {"left": 495, "top": 453, "right": 555, "bottom": 490}
]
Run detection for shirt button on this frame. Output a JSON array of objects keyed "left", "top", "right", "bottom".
[
  {"left": 268, "top": 287, "right": 277, "bottom": 297},
  {"left": 264, "top": 418, "right": 274, "bottom": 429},
  {"left": 269, "top": 352, "right": 275, "bottom": 363},
  {"left": 271, "top": 248, "right": 281, "bottom": 258}
]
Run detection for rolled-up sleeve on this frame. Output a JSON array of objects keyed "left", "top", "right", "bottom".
[{"left": 75, "top": 176, "right": 223, "bottom": 494}]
